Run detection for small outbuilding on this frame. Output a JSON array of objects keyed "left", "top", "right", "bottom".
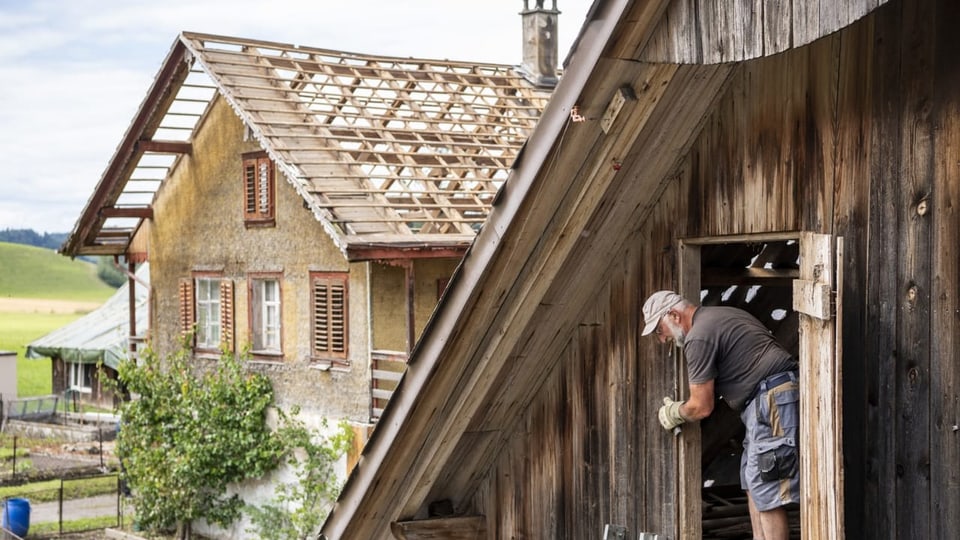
[{"left": 26, "top": 264, "right": 149, "bottom": 410}]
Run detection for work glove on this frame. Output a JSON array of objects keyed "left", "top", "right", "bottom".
[{"left": 658, "top": 396, "right": 686, "bottom": 431}]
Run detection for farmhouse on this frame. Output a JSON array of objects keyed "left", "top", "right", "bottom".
[
  {"left": 59, "top": 3, "right": 564, "bottom": 536},
  {"left": 322, "top": 0, "right": 960, "bottom": 538}
]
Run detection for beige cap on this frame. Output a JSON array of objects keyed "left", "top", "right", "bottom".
[{"left": 641, "top": 290, "right": 684, "bottom": 336}]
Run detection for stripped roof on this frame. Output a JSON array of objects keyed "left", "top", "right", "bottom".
[{"left": 62, "top": 32, "right": 553, "bottom": 259}]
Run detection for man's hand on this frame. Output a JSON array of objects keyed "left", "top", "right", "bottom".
[{"left": 658, "top": 396, "right": 686, "bottom": 431}]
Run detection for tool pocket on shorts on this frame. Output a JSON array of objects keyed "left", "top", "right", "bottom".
[
  {"left": 756, "top": 440, "right": 798, "bottom": 482},
  {"left": 757, "top": 385, "right": 799, "bottom": 430}
]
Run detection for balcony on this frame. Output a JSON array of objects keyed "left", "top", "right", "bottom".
[{"left": 370, "top": 349, "right": 407, "bottom": 422}]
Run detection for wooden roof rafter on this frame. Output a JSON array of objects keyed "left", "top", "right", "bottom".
[{"left": 63, "top": 31, "right": 551, "bottom": 259}]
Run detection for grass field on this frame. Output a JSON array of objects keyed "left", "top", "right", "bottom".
[
  {"left": 0, "top": 242, "right": 115, "bottom": 397},
  {"left": 0, "top": 241, "right": 114, "bottom": 301},
  {"left": 0, "top": 312, "right": 85, "bottom": 396}
]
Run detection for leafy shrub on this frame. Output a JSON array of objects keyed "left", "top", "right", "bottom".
[
  {"left": 116, "top": 341, "right": 285, "bottom": 539},
  {"left": 245, "top": 413, "right": 353, "bottom": 540}
]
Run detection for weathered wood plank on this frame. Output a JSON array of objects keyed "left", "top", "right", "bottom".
[
  {"left": 678, "top": 242, "right": 702, "bottom": 539},
  {"left": 391, "top": 516, "right": 487, "bottom": 540},
  {"left": 895, "top": 0, "right": 935, "bottom": 537},
  {"left": 930, "top": 2, "right": 960, "bottom": 536},
  {"left": 639, "top": 0, "right": 889, "bottom": 63},
  {"left": 762, "top": 0, "right": 793, "bottom": 57},
  {"left": 609, "top": 0, "right": 674, "bottom": 60},
  {"left": 830, "top": 8, "right": 874, "bottom": 535},
  {"left": 859, "top": 2, "right": 901, "bottom": 538},
  {"left": 797, "top": 232, "right": 843, "bottom": 539}
]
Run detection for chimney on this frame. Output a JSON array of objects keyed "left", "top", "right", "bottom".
[{"left": 520, "top": 0, "right": 560, "bottom": 88}]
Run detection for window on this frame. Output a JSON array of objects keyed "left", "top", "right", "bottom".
[
  {"left": 250, "top": 276, "right": 282, "bottom": 355},
  {"left": 180, "top": 275, "right": 234, "bottom": 353},
  {"left": 243, "top": 152, "right": 275, "bottom": 226},
  {"left": 311, "top": 272, "right": 348, "bottom": 363},
  {"left": 69, "top": 363, "right": 92, "bottom": 393},
  {"left": 196, "top": 277, "right": 222, "bottom": 349}
]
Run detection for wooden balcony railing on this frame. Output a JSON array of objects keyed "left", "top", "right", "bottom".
[{"left": 370, "top": 349, "right": 408, "bottom": 421}]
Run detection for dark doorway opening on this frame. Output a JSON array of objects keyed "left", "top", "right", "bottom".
[{"left": 696, "top": 239, "right": 801, "bottom": 540}]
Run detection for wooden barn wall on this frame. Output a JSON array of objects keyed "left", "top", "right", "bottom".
[
  {"left": 471, "top": 0, "right": 959, "bottom": 538},
  {"left": 685, "top": 1, "right": 960, "bottom": 536},
  {"left": 472, "top": 179, "right": 687, "bottom": 537}
]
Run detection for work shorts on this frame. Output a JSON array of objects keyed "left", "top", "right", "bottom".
[{"left": 740, "top": 370, "right": 801, "bottom": 511}]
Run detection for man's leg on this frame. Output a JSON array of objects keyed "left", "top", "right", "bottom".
[
  {"left": 747, "top": 492, "right": 765, "bottom": 539},
  {"left": 747, "top": 492, "right": 789, "bottom": 540},
  {"left": 757, "top": 505, "right": 789, "bottom": 540}
]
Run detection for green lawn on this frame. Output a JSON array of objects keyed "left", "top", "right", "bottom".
[
  {"left": 0, "top": 311, "right": 84, "bottom": 396},
  {"left": 0, "top": 242, "right": 114, "bottom": 301},
  {"left": 0, "top": 475, "right": 119, "bottom": 503}
]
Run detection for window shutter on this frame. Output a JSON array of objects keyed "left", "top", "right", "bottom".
[
  {"left": 244, "top": 162, "right": 258, "bottom": 217},
  {"left": 220, "top": 279, "right": 234, "bottom": 352},
  {"left": 243, "top": 154, "right": 275, "bottom": 224},
  {"left": 312, "top": 273, "right": 348, "bottom": 361},
  {"left": 329, "top": 281, "right": 346, "bottom": 354},
  {"left": 178, "top": 278, "right": 194, "bottom": 339},
  {"left": 257, "top": 160, "right": 272, "bottom": 216}
]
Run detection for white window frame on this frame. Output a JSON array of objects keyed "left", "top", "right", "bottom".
[
  {"left": 251, "top": 276, "right": 282, "bottom": 355},
  {"left": 195, "top": 277, "right": 222, "bottom": 350},
  {"left": 69, "top": 362, "right": 92, "bottom": 394}
]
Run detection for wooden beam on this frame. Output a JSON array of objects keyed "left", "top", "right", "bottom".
[
  {"left": 94, "top": 230, "right": 134, "bottom": 239},
  {"left": 701, "top": 267, "right": 799, "bottom": 286},
  {"left": 61, "top": 38, "right": 192, "bottom": 256},
  {"left": 99, "top": 207, "right": 154, "bottom": 219},
  {"left": 346, "top": 244, "right": 468, "bottom": 262},
  {"left": 391, "top": 516, "right": 486, "bottom": 540},
  {"left": 137, "top": 139, "right": 192, "bottom": 154}
]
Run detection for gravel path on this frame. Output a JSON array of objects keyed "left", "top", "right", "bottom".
[{"left": 30, "top": 493, "right": 121, "bottom": 524}]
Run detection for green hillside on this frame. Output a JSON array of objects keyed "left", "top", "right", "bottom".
[{"left": 0, "top": 241, "right": 115, "bottom": 302}]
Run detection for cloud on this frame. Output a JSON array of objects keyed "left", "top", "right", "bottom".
[{"left": 0, "top": 0, "right": 591, "bottom": 233}]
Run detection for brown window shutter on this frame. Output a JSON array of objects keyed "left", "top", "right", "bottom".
[
  {"left": 178, "top": 278, "right": 194, "bottom": 339},
  {"left": 243, "top": 162, "right": 258, "bottom": 218},
  {"left": 220, "top": 279, "right": 234, "bottom": 352},
  {"left": 312, "top": 273, "right": 348, "bottom": 361},
  {"left": 329, "top": 281, "right": 346, "bottom": 354},
  {"left": 242, "top": 153, "right": 275, "bottom": 224},
  {"left": 257, "top": 160, "right": 273, "bottom": 218}
]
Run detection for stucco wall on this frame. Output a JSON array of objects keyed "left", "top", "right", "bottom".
[
  {"left": 413, "top": 258, "right": 459, "bottom": 337},
  {"left": 147, "top": 96, "right": 370, "bottom": 422},
  {"left": 369, "top": 258, "right": 459, "bottom": 353}
]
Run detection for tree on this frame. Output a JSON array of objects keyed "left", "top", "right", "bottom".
[
  {"left": 116, "top": 341, "right": 285, "bottom": 539},
  {"left": 96, "top": 256, "right": 127, "bottom": 287},
  {"left": 245, "top": 414, "right": 354, "bottom": 540}
]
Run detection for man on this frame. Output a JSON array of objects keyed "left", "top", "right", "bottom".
[{"left": 641, "top": 290, "right": 799, "bottom": 540}]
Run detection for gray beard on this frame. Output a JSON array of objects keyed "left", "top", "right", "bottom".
[{"left": 665, "top": 318, "right": 686, "bottom": 347}]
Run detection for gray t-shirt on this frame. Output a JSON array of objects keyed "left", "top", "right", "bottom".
[{"left": 683, "top": 306, "right": 796, "bottom": 411}]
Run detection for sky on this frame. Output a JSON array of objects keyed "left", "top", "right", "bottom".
[{"left": 0, "top": 0, "right": 593, "bottom": 234}]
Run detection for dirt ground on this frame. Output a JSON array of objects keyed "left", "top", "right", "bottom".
[{"left": 0, "top": 297, "right": 102, "bottom": 314}]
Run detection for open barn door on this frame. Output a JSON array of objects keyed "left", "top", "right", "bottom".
[
  {"left": 679, "top": 233, "right": 802, "bottom": 538},
  {"left": 793, "top": 232, "right": 845, "bottom": 539}
]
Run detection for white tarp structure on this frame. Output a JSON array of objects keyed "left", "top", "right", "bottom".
[{"left": 26, "top": 264, "right": 149, "bottom": 370}]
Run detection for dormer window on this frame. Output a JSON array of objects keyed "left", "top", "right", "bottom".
[{"left": 243, "top": 152, "right": 275, "bottom": 226}]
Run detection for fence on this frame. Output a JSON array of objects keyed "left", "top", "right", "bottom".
[
  {"left": 1, "top": 433, "right": 117, "bottom": 486},
  {"left": 2, "top": 473, "right": 123, "bottom": 538},
  {"left": 1, "top": 396, "right": 60, "bottom": 429}
]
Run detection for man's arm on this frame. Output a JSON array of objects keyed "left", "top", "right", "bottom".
[{"left": 680, "top": 380, "right": 715, "bottom": 421}]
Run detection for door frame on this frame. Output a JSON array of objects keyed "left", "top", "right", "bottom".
[{"left": 676, "top": 231, "right": 845, "bottom": 539}]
